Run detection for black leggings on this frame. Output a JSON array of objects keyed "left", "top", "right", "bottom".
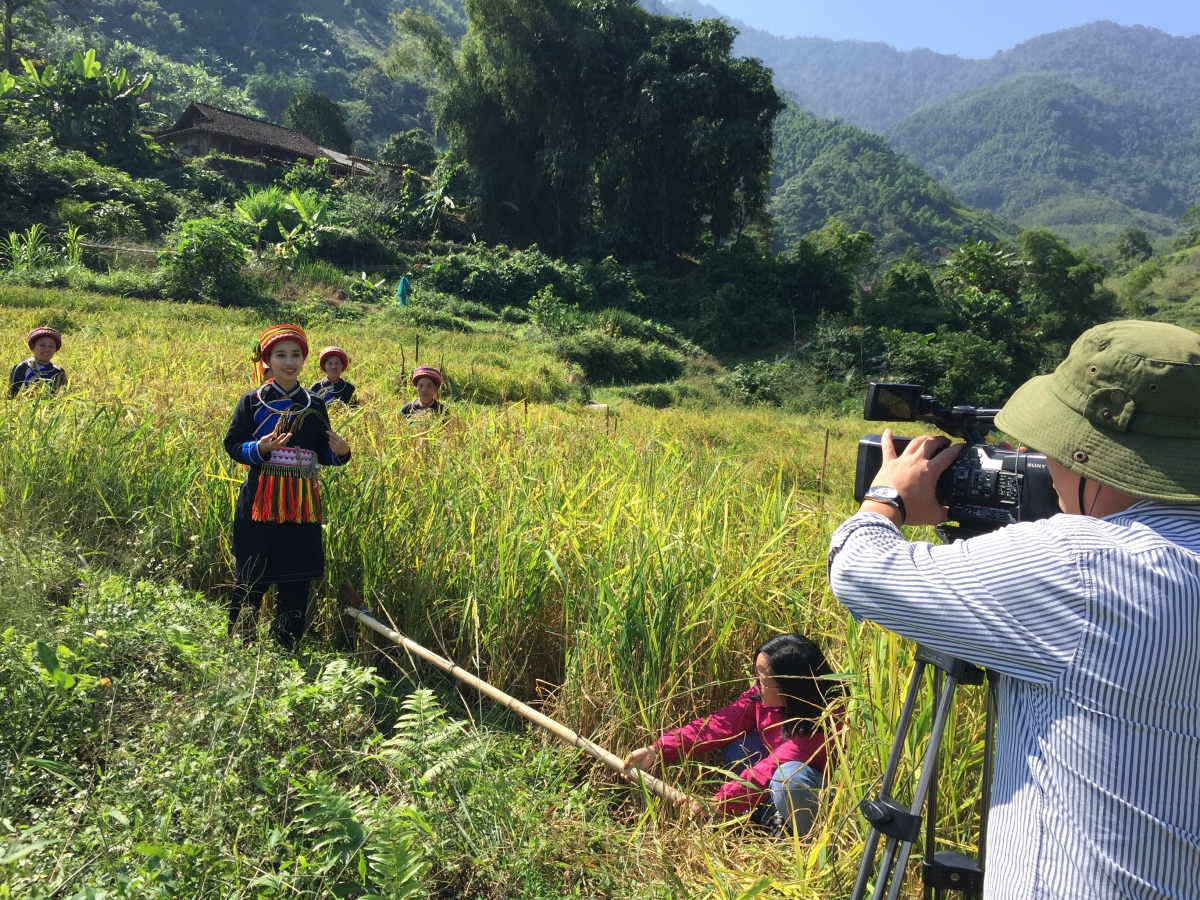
[{"left": 228, "top": 580, "right": 311, "bottom": 650}]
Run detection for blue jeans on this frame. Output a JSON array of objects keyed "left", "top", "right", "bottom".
[{"left": 722, "top": 732, "right": 824, "bottom": 836}]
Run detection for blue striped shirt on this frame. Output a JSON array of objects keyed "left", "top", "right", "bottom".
[{"left": 828, "top": 503, "right": 1200, "bottom": 899}]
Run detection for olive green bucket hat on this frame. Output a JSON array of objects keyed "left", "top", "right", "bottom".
[{"left": 995, "top": 320, "right": 1200, "bottom": 503}]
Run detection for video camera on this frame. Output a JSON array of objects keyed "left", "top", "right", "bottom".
[{"left": 854, "top": 383, "right": 1059, "bottom": 539}]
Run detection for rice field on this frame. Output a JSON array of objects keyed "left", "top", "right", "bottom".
[{"left": 0, "top": 286, "right": 988, "bottom": 898}]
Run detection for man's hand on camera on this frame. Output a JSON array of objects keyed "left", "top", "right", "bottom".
[{"left": 862, "top": 428, "right": 962, "bottom": 527}]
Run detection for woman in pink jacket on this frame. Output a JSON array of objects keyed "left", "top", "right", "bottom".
[{"left": 625, "top": 633, "right": 834, "bottom": 836}]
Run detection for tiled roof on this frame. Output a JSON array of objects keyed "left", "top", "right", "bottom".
[
  {"left": 157, "top": 103, "right": 322, "bottom": 158},
  {"left": 318, "top": 146, "right": 374, "bottom": 173}
]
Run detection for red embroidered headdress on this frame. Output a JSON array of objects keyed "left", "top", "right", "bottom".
[
  {"left": 252, "top": 323, "right": 308, "bottom": 383},
  {"left": 319, "top": 346, "right": 349, "bottom": 370},
  {"left": 27, "top": 327, "right": 62, "bottom": 351},
  {"left": 411, "top": 366, "right": 442, "bottom": 388}
]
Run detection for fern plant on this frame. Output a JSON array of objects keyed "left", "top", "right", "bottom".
[
  {"left": 380, "top": 688, "right": 481, "bottom": 786},
  {"left": 251, "top": 776, "right": 426, "bottom": 899}
]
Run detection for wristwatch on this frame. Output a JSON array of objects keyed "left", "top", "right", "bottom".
[{"left": 863, "top": 486, "right": 907, "bottom": 524}]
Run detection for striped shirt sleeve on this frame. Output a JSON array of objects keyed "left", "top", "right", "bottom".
[{"left": 828, "top": 512, "right": 1090, "bottom": 684}]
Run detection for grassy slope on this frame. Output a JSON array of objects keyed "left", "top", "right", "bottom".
[
  {"left": 0, "top": 286, "right": 979, "bottom": 898},
  {"left": 1108, "top": 245, "right": 1200, "bottom": 329}
]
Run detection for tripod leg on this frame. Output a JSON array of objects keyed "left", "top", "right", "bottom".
[
  {"left": 884, "top": 671, "right": 961, "bottom": 900},
  {"left": 851, "top": 661, "right": 929, "bottom": 900},
  {"left": 978, "top": 674, "right": 998, "bottom": 871},
  {"left": 924, "top": 669, "right": 943, "bottom": 900}
]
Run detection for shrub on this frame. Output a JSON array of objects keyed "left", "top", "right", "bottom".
[
  {"left": 528, "top": 285, "right": 583, "bottom": 336},
  {"left": 0, "top": 141, "right": 178, "bottom": 237},
  {"left": 718, "top": 358, "right": 851, "bottom": 412},
  {"left": 877, "top": 327, "right": 1014, "bottom": 407},
  {"left": 284, "top": 157, "right": 335, "bottom": 194},
  {"left": 158, "top": 217, "right": 253, "bottom": 304},
  {"left": 379, "top": 304, "right": 474, "bottom": 332},
  {"left": 618, "top": 384, "right": 674, "bottom": 408},
  {"left": 553, "top": 331, "right": 684, "bottom": 385},
  {"left": 188, "top": 153, "right": 282, "bottom": 190},
  {"left": 418, "top": 292, "right": 499, "bottom": 321},
  {"left": 421, "top": 246, "right": 588, "bottom": 310}
]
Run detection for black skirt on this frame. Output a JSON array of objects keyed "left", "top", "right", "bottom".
[{"left": 232, "top": 520, "right": 324, "bottom": 585}]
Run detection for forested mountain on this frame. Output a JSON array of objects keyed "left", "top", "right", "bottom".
[
  {"left": 769, "top": 106, "right": 1009, "bottom": 255},
  {"left": 885, "top": 74, "right": 1189, "bottom": 246},
  {"left": 650, "top": 2, "right": 1200, "bottom": 245}
]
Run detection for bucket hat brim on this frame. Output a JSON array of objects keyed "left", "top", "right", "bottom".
[{"left": 996, "top": 374, "right": 1200, "bottom": 504}]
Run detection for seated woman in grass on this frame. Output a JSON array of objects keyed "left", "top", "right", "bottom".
[
  {"left": 310, "top": 346, "right": 357, "bottom": 406},
  {"left": 223, "top": 324, "right": 352, "bottom": 650},
  {"left": 624, "top": 632, "right": 834, "bottom": 836},
  {"left": 9, "top": 326, "right": 67, "bottom": 399},
  {"left": 402, "top": 366, "right": 445, "bottom": 417}
]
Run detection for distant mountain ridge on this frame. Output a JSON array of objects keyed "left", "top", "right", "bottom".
[
  {"left": 647, "top": 1, "right": 1200, "bottom": 244},
  {"left": 646, "top": 2, "right": 1200, "bottom": 130}
]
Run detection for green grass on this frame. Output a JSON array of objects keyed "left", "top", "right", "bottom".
[{"left": 0, "top": 285, "right": 985, "bottom": 898}]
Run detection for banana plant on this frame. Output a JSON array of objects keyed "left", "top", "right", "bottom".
[
  {"left": 13, "top": 48, "right": 155, "bottom": 166},
  {"left": 268, "top": 190, "right": 337, "bottom": 268}
]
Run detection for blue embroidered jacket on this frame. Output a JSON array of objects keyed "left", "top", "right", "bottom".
[
  {"left": 223, "top": 382, "right": 350, "bottom": 521},
  {"left": 9, "top": 359, "right": 67, "bottom": 399}
]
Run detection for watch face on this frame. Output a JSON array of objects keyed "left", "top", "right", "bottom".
[{"left": 869, "top": 487, "right": 899, "bottom": 501}]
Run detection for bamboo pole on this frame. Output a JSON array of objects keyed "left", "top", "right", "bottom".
[{"left": 341, "top": 605, "right": 689, "bottom": 806}]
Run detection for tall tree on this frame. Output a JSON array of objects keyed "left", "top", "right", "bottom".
[
  {"left": 282, "top": 89, "right": 353, "bottom": 154},
  {"left": 394, "top": 0, "right": 781, "bottom": 260},
  {"left": 4, "top": 0, "right": 82, "bottom": 74}
]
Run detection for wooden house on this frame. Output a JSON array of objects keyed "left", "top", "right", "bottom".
[{"left": 155, "top": 103, "right": 374, "bottom": 176}]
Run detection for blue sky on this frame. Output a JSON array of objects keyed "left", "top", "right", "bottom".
[{"left": 697, "top": 1, "right": 1200, "bottom": 58}]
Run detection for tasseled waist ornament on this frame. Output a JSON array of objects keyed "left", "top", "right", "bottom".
[{"left": 251, "top": 447, "right": 323, "bottom": 523}]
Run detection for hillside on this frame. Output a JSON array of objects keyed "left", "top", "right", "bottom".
[
  {"left": 885, "top": 74, "right": 1187, "bottom": 246},
  {"left": 770, "top": 106, "right": 1010, "bottom": 256},
  {"left": 1110, "top": 244, "right": 1200, "bottom": 329}
]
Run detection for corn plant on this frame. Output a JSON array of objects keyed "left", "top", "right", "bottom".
[
  {"left": 1, "top": 224, "right": 58, "bottom": 271},
  {"left": 61, "top": 224, "right": 86, "bottom": 267}
]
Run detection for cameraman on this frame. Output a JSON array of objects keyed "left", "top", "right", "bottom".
[{"left": 828, "top": 321, "right": 1200, "bottom": 898}]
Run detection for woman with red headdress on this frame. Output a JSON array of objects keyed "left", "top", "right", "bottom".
[
  {"left": 310, "top": 346, "right": 357, "bottom": 406},
  {"left": 222, "top": 324, "right": 352, "bottom": 649},
  {"left": 9, "top": 327, "right": 67, "bottom": 399},
  {"left": 401, "top": 366, "right": 445, "bottom": 417}
]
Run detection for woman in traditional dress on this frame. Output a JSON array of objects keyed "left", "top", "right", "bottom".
[
  {"left": 9, "top": 327, "right": 67, "bottom": 399},
  {"left": 309, "top": 346, "right": 357, "bottom": 406},
  {"left": 223, "top": 323, "right": 351, "bottom": 648}
]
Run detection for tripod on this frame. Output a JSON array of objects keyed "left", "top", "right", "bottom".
[{"left": 850, "top": 645, "right": 997, "bottom": 900}]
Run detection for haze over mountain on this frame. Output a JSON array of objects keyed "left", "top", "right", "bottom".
[{"left": 650, "top": 0, "right": 1200, "bottom": 245}]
